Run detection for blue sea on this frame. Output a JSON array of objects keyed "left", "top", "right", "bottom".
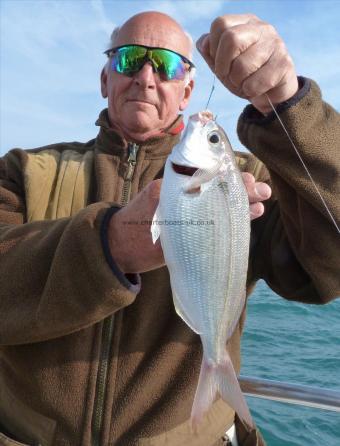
[{"left": 241, "top": 280, "right": 340, "bottom": 446}]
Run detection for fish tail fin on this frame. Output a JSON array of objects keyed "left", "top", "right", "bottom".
[
  {"left": 191, "top": 352, "right": 254, "bottom": 432},
  {"left": 218, "top": 350, "right": 254, "bottom": 429},
  {"left": 191, "top": 356, "right": 218, "bottom": 433}
]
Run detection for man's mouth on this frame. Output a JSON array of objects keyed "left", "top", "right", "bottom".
[{"left": 126, "top": 99, "right": 154, "bottom": 105}]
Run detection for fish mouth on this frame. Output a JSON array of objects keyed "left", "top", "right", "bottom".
[
  {"left": 171, "top": 162, "right": 198, "bottom": 176},
  {"left": 191, "top": 110, "right": 214, "bottom": 125}
]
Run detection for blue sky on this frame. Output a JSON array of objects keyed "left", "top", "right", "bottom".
[{"left": 1, "top": 0, "right": 339, "bottom": 155}]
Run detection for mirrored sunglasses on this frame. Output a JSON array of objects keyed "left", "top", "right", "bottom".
[{"left": 104, "top": 44, "right": 195, "bottom": 81}]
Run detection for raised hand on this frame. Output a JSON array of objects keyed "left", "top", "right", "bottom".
[{"left": 197, "top": 14, "right": 299, "bottom": 114}]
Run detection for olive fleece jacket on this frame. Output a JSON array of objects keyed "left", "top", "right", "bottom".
[{"left": 0, "top": 78, "right": 339, "bottom": 446}]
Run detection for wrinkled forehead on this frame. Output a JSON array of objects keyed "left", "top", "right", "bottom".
[{"left": 114, "top": 16, "right": 192, "bottom": 59}]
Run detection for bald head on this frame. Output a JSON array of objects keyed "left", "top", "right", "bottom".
[
  {"left": 109, "top": 11, "right": 193, "bottom": 60},
  {"left": 101, "top": 11, "right": 195, "bottom": 142}
]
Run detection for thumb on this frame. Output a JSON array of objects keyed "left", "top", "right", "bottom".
[{"left": 196, "top": 33, "right": 215, "bottom": 73}]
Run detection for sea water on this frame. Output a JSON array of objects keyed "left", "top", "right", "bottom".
[{"left": 242, "top": 280, "right": 340, "bottom": 446}]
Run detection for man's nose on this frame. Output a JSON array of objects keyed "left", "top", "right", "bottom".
[{"left": 132, "top": 62, "right": 157, "bottom": 89}]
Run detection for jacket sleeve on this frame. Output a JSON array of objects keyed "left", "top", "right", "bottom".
[
  {"left": 238, "top": 77, "right": 340, "bottom": 304},
  {"left": 0, "top": 150, "right": 140, "bottom": 346}
]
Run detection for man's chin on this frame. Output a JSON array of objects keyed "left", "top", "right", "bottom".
[
  {"left": 123, "top": 110, "right": 160, "bottom": 135},
  {"left": 108, "top": 106, "right": 164, "bottom": 141}
]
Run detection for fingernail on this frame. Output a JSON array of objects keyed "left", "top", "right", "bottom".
[{"left": 255, "top": 183, "right": 271, "bottom": 199}]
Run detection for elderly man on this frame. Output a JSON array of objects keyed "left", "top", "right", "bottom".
[{"left": 0, "top": 10, "right": 339, "bottom": 446}]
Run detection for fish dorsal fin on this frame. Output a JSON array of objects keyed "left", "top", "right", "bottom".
[{"left": 172, "top": 288, "right": 202, "bottom": 334}]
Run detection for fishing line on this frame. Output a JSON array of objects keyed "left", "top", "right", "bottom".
[
  {"left": 266, "top": 94, "right": 340, "bottom": 234},
  {"left": 205, "top": 75, "right": 216, "bottom": 110}
]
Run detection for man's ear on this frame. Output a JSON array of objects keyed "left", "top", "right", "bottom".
[
  {"left": 179, "top": 79, "right": 194, "bottom": 111},
  {"left": 101, "top": 67, "right": 108, "bottom": 98}
]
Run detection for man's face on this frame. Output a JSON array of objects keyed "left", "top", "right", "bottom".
[{"left": 101, "top": 13, "right": 194, "bottom": 142}]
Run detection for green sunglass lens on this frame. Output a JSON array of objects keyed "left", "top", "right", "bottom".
[
  {"left": 113, "top": 46, "right": 147, "bottom": 74},
  {"left": 111, "top": 46, "right": 187, "bottom": 80},
  {"left": 151, "top": 50, "right": 186, "bottom": 80}
]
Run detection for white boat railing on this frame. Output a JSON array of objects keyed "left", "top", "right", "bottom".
[{"left": 239, "top": 375, "right": 340, "bottom": 412}]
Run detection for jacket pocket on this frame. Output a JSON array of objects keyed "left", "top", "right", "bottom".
[
  {"left": 0, "top": 431, "right": 31, "bottom": 446},
  {"left": 0, "top": 382, "right": 56, "bottom": 446}
]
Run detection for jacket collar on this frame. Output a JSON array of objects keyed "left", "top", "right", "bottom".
[{"left": 95, "top": 109, "right": 184, "bottom": 159}]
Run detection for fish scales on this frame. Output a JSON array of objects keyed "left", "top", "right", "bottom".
[
  {"left": 152, "top": 111, "right": 254, "bottom": 431},
  {"left": 164, "top": 173, "right": 230, "bottom": 339}
]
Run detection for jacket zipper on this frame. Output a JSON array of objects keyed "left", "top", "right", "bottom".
[
  {"left": 121, "top": 143, "right": 139, "bottom": 204},
  {"left": 92, "top": 142, "right": 139, "bottom": 446}
]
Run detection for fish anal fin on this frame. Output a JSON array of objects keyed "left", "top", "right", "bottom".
[{"left": 172, "top": 289, "right": 201, "bottom": 334}]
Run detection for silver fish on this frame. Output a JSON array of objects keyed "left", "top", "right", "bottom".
[{"left": 152, "top": 111, "right": 254, "bottom": 430}]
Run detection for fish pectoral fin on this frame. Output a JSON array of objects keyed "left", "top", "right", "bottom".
[
  {"left": 172, "top": 289, "right": 201, "bottom": 334},
  {"left": 183, "top": 163, "right": 220, "bottom": 194},
  {"left": 151, "top": 206, "right": 161, "bottom": 244},
  {"left": 183, "top": 173, "right": 203, "bottom": 193},
  {"left": 201, "top": 178, "right": 215, "bottom": 193}
]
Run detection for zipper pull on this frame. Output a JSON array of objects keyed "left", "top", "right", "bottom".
[
  {"left": 127, "top": 143, "right": 138, "bottom": 164},
  {"left": 125, "top": 143, "right": 139, "bottom": 180}
]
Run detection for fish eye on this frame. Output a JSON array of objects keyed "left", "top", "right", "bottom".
[{"left": 208, "top": 131, "right": 220, "bottom": 144}]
